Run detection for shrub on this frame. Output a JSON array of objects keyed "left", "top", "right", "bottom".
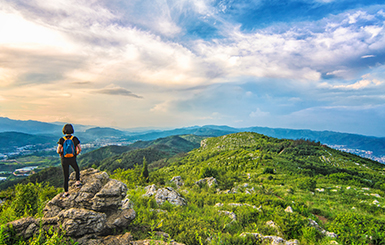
[
  {"left": 263, "top": 168, "right": 275, "bottom": 175},
  {"left": 297, "top": 178, "right": 316, "bottom": 192}
]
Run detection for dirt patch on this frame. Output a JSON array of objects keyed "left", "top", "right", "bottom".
[{"left": 315, "top": 214, "right": 328, "bottom": 224}]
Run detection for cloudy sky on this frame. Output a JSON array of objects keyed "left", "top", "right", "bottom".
[{"left": 1, "top": 0, "right": 385, "bottom": 136}]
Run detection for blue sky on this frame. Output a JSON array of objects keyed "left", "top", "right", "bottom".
[{"left": 0, "top": 0, "right": 385, "bottom": 136}]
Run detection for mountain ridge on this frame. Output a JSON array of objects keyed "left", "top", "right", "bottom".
[{"left": 0, "top": 117, "right": 384, "bottom": 163}]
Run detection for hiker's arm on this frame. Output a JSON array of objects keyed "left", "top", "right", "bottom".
[
  {"left": 57, "top": 144, "right": 63, "bottom": 155},
  {"left": 76, "top": 144, "right": 82, "bottom": 155}
]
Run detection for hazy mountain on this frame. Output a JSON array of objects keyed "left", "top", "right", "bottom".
[
  {"left": 1, "top": 117, "right": 384, "bottom": 163},
  {"left": 0, "top": 117, "right": 62, "bottom": 134},
  {"left": 0, "top": 132, "right": 57, "bottom": 152}
]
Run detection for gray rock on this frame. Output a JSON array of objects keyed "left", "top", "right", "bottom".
[
  {"left": 285, "top": 206, "right": 293, "bottom": 213},
  {"left": 106, "top": 209, "right": 136, "bottom": 230},
  {"left": 131, "top": 240, "right": 185, "bottom": 245},
  {"left": 170, "top": 176, "right": 184, "bottom": 187},
  {"left": 195, "top": 177, "right": 217, "bottom": 187},
  {"left": 143, "top": 184, "right": 157, "bottom": 197},
  {"left": 58, "top": 208, "right": 107, "bottom": 237},
  {"left": 219, "top": 210, "right": 237, "bottom": 221},
  {"left": 92, "top": 179, "right": 128, "bottom": 211},
  {"left": 121, "top": 198, "right": 134, "bottom": 209},
  {"left": 240, "top": 233, "right": 299, "bottom": 245},
  {"left": 308, "top": 218, "right": 338, "bottom": 238},
  {"left": 6, "top": 217, "right": 39, "bottom": 239},
  {"left": 8, "top": 168, "right": 135, "bottom": 242},
  {"left": 155, "top": 187, "right": 187, "bottom": 206}
]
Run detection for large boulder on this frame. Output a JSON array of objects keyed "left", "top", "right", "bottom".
[
  {"left": 7, "top": 168, "right": 135, "bottom": 241},
  {"left": 144, "top": 185, "right": 187, "bottom": 206}
]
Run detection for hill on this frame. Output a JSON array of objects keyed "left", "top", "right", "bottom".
[
  {"left": 127, "top": 132, "right": 385, "bottom": 244},
  {"left": 0, "top": 132, "right": 57, "bottom": 152},
  {"left": 1, "top": 132, "right": 385, "bottom": 244},
  {"left": 79, "top": 135, "right": 201, "bottom": 172},
  {"left": 123, "top": 125, "right": 385, "bottom": 163}
]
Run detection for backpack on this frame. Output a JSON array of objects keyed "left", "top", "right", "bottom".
[{"left": 62, "top": 136, "right": 75, "bottom": 158}]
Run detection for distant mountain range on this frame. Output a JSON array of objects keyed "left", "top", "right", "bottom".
[{"left": 0, "top": 117, "right": 384, "bottom": 163}]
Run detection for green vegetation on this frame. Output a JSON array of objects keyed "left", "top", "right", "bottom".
[{"left": 1, "top": 132, "right": 385, "bottom": 244}]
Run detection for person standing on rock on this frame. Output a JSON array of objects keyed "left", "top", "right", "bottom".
[{"left": 57, "top": 124, "right": 82, "bottom": 197}]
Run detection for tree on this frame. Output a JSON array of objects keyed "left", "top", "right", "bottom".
[{"left": 141, "top": 156, "right": 149, "bottom": 183}]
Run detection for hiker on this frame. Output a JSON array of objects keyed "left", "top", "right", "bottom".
[{"left": 57, "top": 124, "right": 82, "bottom": 197}]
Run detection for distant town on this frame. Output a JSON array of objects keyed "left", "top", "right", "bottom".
[
  {"left": 0, "top": 138, "right": 134, "bottom": 161},
  {"left": 327, "top": 144, "right": 385, "bottom": 164}
]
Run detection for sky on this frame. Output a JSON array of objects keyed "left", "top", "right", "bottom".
[{"left": 0, "top": 0, "right": 385, "bottom": 136}]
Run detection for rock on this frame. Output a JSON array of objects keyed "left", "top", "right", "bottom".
[
  {"left": 155, "top": 187, "right": 187, "bottom": 206},
  {"left": 285, "top": 206, "right": 293, "bottom": 213},
  {"left": 170, "top": 176, "right": 184, "bottom": 187},
  {"left": 219, "top": 210, "right": 237, "bottom": 221},
  {"left": 214, "top": 203, "right": 224, "bottom": 207},
  {"left": 131, "top": 240, "right": 185, "bottom": 245},
  {"left": 144, "top": 184, "right": 157, "bottom": 197},
  {"left": 7, "top": 168, "right": 136, "bottom": 242},
  {"left": 152, "top": 231, "right": 171, "bottom": 242},
  {"left": 106, "top": 208, "right": 136, "bottom": 230},
  {"left": 91, "top": 179, "right": 128, "bottom": 212},
  {"left": 6, "top": 217, "right": 39, "bottom": 239},
  {"left": 309, "top": 219, "right": 338, "bottom": 238},
  {"left": 121, "top": 198, "right": 134, "bottom": 209},
  {"left": 58, "top": 208, "right": 107, "bottom": 237},
  {"left": 266, "top": 220, "right": 279, "bottom": 229},
  {"left": 144, "top": 185, "right": 187, "bottom": 206},
  {"left": 240, "top": 233, "right": 299, "bottom": 244},
  {"left": 75, "top": 232, "right": 134, "bottom": 245},
  {"left": 200, "top": 139, "right": 208, "bottom": 148},
  {"left": 195, "top": 177, "right": 217, "bottom": 187}
]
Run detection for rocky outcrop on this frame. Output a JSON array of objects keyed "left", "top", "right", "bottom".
[
  {"left": 218, "top": 210, "right": 237, "bottom": 221},
  {"left": 170, "top": 176, "right": 184, "bottom": 187},
  {"left": 6, "top": 168, "right": 136, "bottom": 243},
  {"left": 308, "top": 219, "right": 338, "bottom": 238},
  {"left": 240, "top": 233, "right": 299, "bottom": 245},
  {"left": 144, "top": 185, "right": 187, "bottom": 206},
  {"left": 195, "top": 177, "right": 217, "bottom": 187}
]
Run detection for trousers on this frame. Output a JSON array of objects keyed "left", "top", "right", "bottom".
[{"left": 61, "top": 157, "right": 80, "bottom": 192}]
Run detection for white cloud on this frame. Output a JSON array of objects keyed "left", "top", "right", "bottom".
[
  {"left": 249, "top": 108, "right": 270, "bottom": 118},
  {"left": 320, "top": 74, "right": 383, "bottom": 90},
  {"left": 361, "top": 55, "right": 376, "bottom": 58}
]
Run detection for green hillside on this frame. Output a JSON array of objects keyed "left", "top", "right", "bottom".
[
  {"left": 1, "top": 132, "right": 385, "bottom": 244},
  {"left": 119, "top": 132, "right": 385, "bottom": 244},
  {"left": 79, "top": 135, "right": 200, "bottom": 172}
]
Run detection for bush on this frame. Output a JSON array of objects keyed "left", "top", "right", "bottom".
[
  {"left": 297, "top": 178, "right": 316, "bottom": 192},
  {"left": 263, "top": 168, "right": 275, "bottom": 175}
]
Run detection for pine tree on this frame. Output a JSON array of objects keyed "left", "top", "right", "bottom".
[{"left": 141, "top": 156, "right": 149, "bottom": 182}]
